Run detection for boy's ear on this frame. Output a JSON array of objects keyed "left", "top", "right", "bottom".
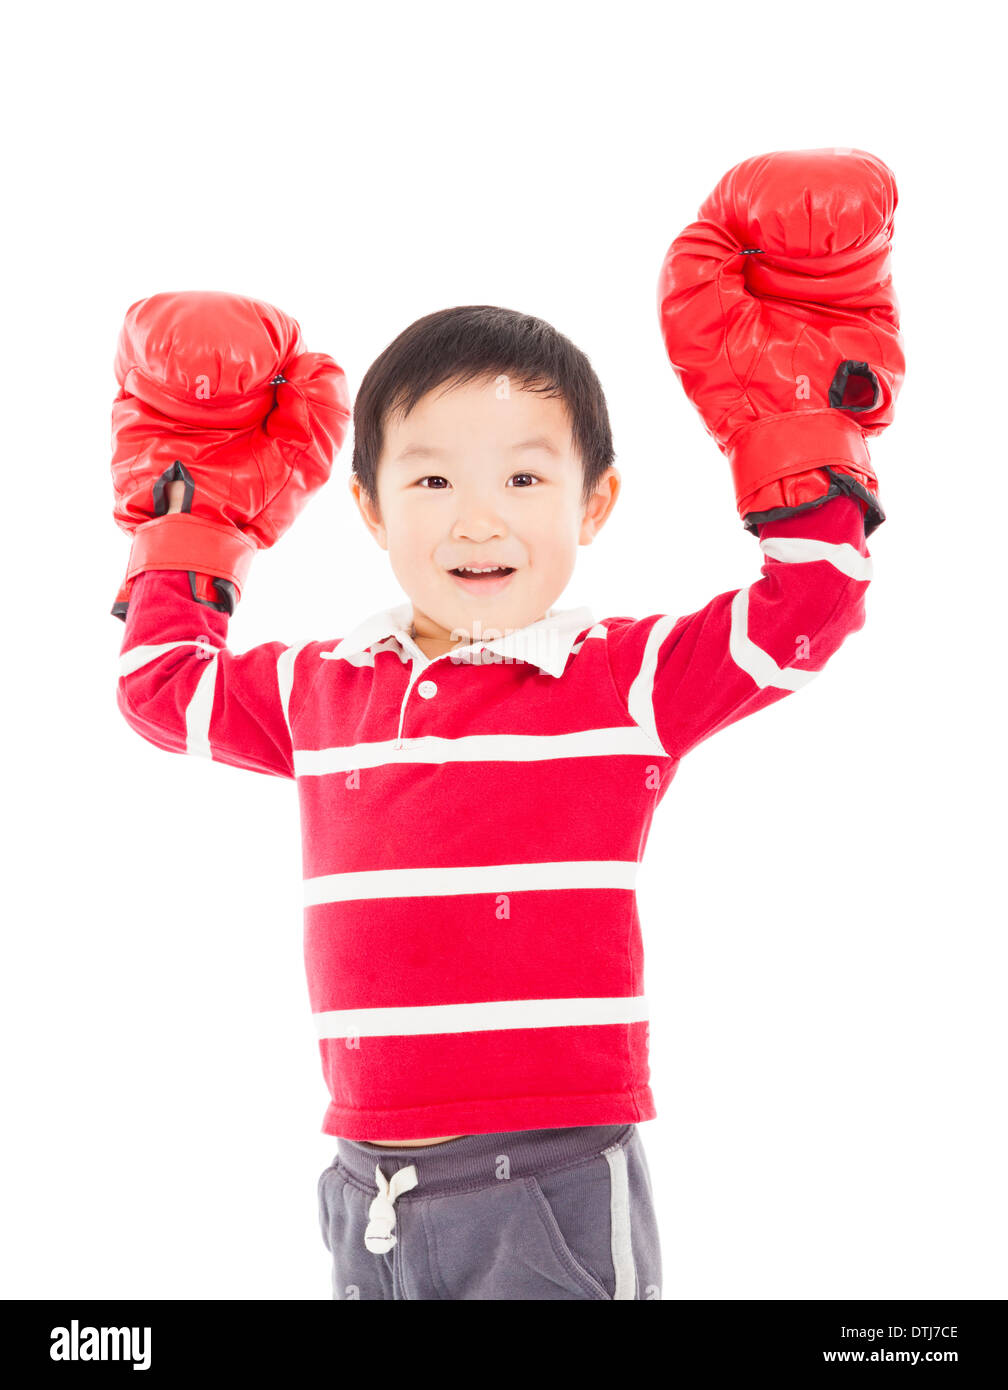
[
  {"left": 349, "top": 474, "right": 387, "bottom": 548},
  {"left": 580, "top": 467, "right": 621, "bottom": 544}
]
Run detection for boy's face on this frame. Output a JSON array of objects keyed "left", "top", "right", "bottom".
[{"left": 350, "top": 376, "right": 620, "bottom": 653}]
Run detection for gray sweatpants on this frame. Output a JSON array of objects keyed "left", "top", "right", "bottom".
[{"left": 317, "top": 1122, "right": 662, "bottom": 1300}]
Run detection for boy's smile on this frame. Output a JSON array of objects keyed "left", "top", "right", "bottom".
[
  {"left": 447, "top": 565, "right": 517, "bottom": 597},
  {"left": 350, "top": 375, "right": 620, "bottom": 660}
]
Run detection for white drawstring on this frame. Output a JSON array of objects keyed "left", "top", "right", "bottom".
[{"left": 364, "top": 1163, "right": 418, "bottom": 1253}]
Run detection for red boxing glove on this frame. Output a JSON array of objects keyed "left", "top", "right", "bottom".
[
  {"left": 110, "top": 290, "right": 351, "bottom": 618},
  {"left": 657, "top": 148, "right": 904, "bottom": 535}
]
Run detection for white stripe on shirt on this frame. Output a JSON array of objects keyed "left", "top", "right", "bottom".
[
  {"left": 304, "top": 858, "right": 639, "bottom": 906},
  {"left": 759, "top": 535, "right": 873, "bottom": 581},
  {"left": 313, "top": 994, "right": 649, "bottom": 1038},
  {"left": 293, "top": 724, "right": 661, "bottom": 776}
]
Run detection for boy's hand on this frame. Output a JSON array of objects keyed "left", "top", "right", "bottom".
[
  {"left": 109, "top": 291, "right": 351, "bottom": 619},
  {"left": 656, "top": 148, "right": 904, "bottom": 535}
]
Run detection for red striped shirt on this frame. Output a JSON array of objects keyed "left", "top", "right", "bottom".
[{"left": 117, "top": 494, "right": 872, "bottom": 1139}]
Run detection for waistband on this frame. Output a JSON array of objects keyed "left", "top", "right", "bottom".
[{"left": 334, "top": 1123, "right": 633, "bottom": 1194}]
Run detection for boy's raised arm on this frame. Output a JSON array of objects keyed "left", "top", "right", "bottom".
[
  {"left": 605, "top": 493, "right": 872, "bottom": 762},
  {"left": 609, "top": 149, "right": 904, "bottom": 763},
  {"left": 117, "top": 567, "right": 319, "bottom": 780},
  {"left": 110, "top": 291, "right": 351, "bottom": 778}
]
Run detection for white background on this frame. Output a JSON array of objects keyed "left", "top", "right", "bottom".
[{"left": 2, "top": 0, "right": 1003, "bottom": 1299}]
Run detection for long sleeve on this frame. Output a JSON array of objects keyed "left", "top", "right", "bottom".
[
  {"left": 116, "top": 569, "right": 322, "bottom": 780},
  {"left": 603, "top": 494, "right": 873, "bottom": 762}
]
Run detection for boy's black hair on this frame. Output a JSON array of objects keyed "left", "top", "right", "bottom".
[{"left": 351, "top": 305, "right": 615, "bottom": 514}]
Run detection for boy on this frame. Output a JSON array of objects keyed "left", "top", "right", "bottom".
[{"left": 111, "top": 148, "right": 903, "bottom": 1300}]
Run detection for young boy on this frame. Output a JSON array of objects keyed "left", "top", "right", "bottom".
[{"left": 111, "top": 148, "right": 903, "bottom": 1300}]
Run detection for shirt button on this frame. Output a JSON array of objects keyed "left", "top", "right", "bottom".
[{"left": 417, "top": 679, "right": 438, "bottom": 699}]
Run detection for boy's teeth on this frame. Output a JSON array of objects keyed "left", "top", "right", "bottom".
[{"left": 457, "top": 565, "right": 506, "bottom": 573}]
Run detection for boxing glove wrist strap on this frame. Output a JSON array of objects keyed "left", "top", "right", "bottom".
[
  {"left": 124, "top": 512, "right": 257, "bottom": 593},
  {"left": 728, "top": 410, "right": 873, "bottom": 503}
]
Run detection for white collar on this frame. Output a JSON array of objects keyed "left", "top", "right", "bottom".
[{"left": 327, "top": 600, "right": 597, "bottom": 678}]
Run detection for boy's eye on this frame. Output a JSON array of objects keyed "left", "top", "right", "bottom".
[{"left": 416, "top": 474, "right": 540, "bottom": 488}]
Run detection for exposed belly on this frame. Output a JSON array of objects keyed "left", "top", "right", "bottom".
[{"left": 368, "top": 1134, "right": 466, "bottom": 1147}]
